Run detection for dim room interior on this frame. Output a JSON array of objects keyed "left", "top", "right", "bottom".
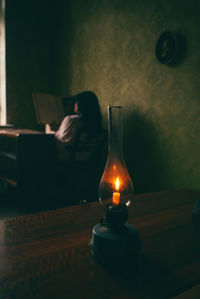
[{"left": 0, "top": 0, "right": 200, "bottom": 298}]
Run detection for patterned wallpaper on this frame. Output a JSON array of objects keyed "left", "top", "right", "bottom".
[
  {"left": 6, "top": 0, "right": 200, "bottom": 194},
  {"left": 56, "top": 0, "right": 200, "bottom": 194}
]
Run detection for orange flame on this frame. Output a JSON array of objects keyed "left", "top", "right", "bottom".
[
  {"left": 115, "top": 177, "right": 120, "bottom": 191},
  {"left": 113, "top": 177, "right": 120, "bottom": 205}
]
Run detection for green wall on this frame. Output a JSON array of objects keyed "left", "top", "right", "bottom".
[
  {"left": 6, "top": 0, "right": 200, "bottom": 194},
  {"left": 55, "top": 0, "right": 200, "bottom": 194}
]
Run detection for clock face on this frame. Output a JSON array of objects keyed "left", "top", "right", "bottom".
[{"left": 155, "top": 31, "right": 178, "bottom": 65}]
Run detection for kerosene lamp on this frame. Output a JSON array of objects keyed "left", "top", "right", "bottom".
[{"left": 90, "top": 106, "right": 141, "bottom": 271}]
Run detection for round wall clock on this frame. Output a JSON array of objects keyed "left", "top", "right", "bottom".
[{"left": 155, "top": 31, "right": 179, "bottom": 65}]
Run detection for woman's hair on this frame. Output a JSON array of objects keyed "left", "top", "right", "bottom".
[
  {"left": 75, "top": 91, "right": 102, "bottom": 138},
  {"left": 62, "top": 96, "right": 75, "bottom": 115}
]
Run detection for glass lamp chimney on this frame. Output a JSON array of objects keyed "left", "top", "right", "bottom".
[
  {"left": 90, "top": 106, "right": 141, "bottom": 271},
  {"left": 99, "top": 106, "right": 133, "bottom": 209}
]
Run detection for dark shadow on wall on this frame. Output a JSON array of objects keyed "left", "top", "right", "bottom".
[{"left": 123, "top": 111, "right": 165, "bottom": 195}]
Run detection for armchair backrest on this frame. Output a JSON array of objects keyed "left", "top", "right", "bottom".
[
  {"left": 69, "top": 130, "right": 107, "bottom": 203},
  {"left": 73, "top": 130, "right": 107, "bottom": 165}
]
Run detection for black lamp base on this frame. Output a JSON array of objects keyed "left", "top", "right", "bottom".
[{"left": 90, "top": 222, "right": 142, "bottom": 273}]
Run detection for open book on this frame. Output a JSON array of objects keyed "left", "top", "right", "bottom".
[{"left": 32, "top": 93, "right": 73, "bottom": 125}]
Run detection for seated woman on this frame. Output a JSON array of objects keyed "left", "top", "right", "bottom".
[{"left": 45, "top": 91, "right": 102, "bottom": 161}]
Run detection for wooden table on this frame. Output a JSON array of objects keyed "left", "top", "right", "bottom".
[{"left": 0, "top": 189, "right": 200, "bottom": 298}]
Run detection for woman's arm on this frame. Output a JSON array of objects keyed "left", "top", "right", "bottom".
[
  {"left": 55, "top": 116, "right": 81, "bottom": 145},
  {"left": 45, "top": 123, "right": 55, "bottom": 134}
]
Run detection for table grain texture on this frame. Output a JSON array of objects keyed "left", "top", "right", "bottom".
[{"left": 0, "top": 189, "right": 200, "bottom": 298}]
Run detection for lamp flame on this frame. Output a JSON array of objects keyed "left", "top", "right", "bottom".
[
  {"left": 115, "top": 177, "right": 120, "bottom": 191},
  {"left": 113, "top": 177, "right": 120, "bottom": 206}
]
